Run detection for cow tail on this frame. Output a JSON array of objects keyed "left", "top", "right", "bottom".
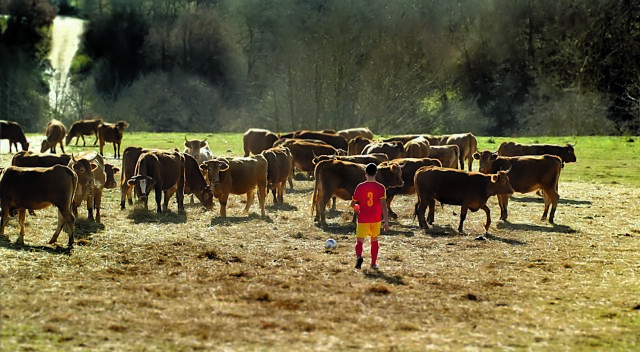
[{"left": 311, "top": 174, "right": 318, "bottom": 216}]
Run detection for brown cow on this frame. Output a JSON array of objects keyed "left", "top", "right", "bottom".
[
  {"left": 243, "top": 128, "right": 280, "bottom": 156},
  {"left": 182, "top": 153, "right": 215, "bottom": 209},
  {"left": 347, "top": 136, "right": 372, "bottom": 155},
  {"left": 12, "top": 151, "right": 71, "bottom": 168},
  {"left": 41, "top": 119, "right": 67, "bottom": 154},
  {"left": 120, "top": 146, "right": 153, "bottom": 209},
  {"left": 440, "top": 132, "right": 478, "bottom": 171},
  {"left": 362, "top": 141, "right": 405, "bottom": 160},
  {"left": 98, "top": 121, "right": 129, "bottom": 158},
  {"left": 427, "top": 145, "right": 460, "bottom": 169},
  {"left": 414, "top": 166, "right": 514, "bottom": 233},
  {"left": 65, "top": 118, "right": 103, "bottom": 146},
  {"left": 127, "top": 150, "right": 185, "bottom": 213},
  {"left": 474, "top": 151, "right": 563, "bottom": 223},
  {"left": 312, "top": 153, "right": 388, "bottom": 166},
  {"left": 67, "top": 155, "right": 98, "bottom": 220},
  {"left": 385, "top": 157, "right": 442, "bottom": 219},
  {"left": 497, "top": 141, "right": 577, "bottom": 163},
  {"left": 403, "top": 136, "right": 430, "bottom": 158},
  {"left": 201, "top": 155, "right": 269, "bottom": 217},
  {"left": 337, "top": 127, "right": 374, "bottom": 141},
  {"left": 0, "top": 165, "right": 77, "bottom": 247},
  {"left": 73, "top": 152, "right": 114, "bottom": 223},
  {"left": 311, "top": 160, "right": 404, "bottom": 227},
  {"left": 280, "top": 140, "right": 343, "bottom": 182},
  {"left": 261, "top": 146, "right": 293, "bottom": 204},
  {"left": 0, "top": 120, "right": 29, "bottom": 152},
  {"left": 294, "top": 131, "right": 348, "bottom": 151},
  {"left": 382, "top": 134, "right": 422, "bottom": 144}
]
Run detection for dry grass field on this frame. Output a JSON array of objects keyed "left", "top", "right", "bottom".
[{"left": 0, "top": 136, "right": 639, "bottom": 351}]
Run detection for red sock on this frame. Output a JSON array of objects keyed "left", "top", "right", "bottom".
[
  {"left": 371, "top": 240, "right": 379, "bottom": 265},
  {"left": 355, "top": 240, "right": 363, "bottom": 258}
]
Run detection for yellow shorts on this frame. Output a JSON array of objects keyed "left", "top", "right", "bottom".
[{"left": 356, "top": 222, "right": 381, "bottom": 239}]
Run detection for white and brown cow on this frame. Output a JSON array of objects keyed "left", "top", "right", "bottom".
[
  {"left": 127, "top": 150, "right": 185, "bottom": 213},
  {"left": 0, "top": 165, "right": 78, "bottom": 247},
  {"left": 201, "top": 155, "right": 269, "bottom": 217}
]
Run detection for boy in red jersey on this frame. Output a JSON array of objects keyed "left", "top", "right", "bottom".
[{"left": 350, "top": 163, "right": 389, "bottom": 270}]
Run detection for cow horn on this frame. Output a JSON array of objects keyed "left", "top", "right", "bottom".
[{"left": 185, "top": 136, "right": 189, "bottom": 142}]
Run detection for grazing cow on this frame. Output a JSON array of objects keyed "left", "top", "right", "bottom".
[
  {"left": 0, "top": 165, "right": 77, "bottom": 247},
  {"left": 362, "top": 141, "right": 405, "bottom": 160},
  {"left": 497, "top": 141, "right": 577, "bottom": 163},
  {"left": 243, "top": 128, "right": 279, "bottom": 156},
  {"left": 440, "top": 132, "right": 478, "bottom": 171},
  {"left": 294, "top": 131, "right": 349, "bottom": 151},
  {"left": 201, "top": 155, "right": 269, "bottom": 217},
  {"left": 473, "top": 151, "right": 563, "bottom": 223},
  {"left": 414, "top": 166, "right": 514, "bottom": 233},
  {"left": 0, "top": 120, "right": 29, "bottom": 152},
  {"left": 12, "top": 151, "right": 71, "bottom": 168},
  {"left": 65, "top": 118, "right": 103, "bottom": 146},
  {"left": 280, "top": 140, "right": 343, "bottom": 181},
  {"left": 337, "top": 127, "right": 374, "bottom": 141},
  {"left": 98, "top": 121, "right": 129, "bottom": 158},
  {"left": 382, "top": 134, "right": 422, "bottom": 145},
  {"left": 120, "top": 146, "right": 153, "bottom": 209},
  {"left": 427, "top": 145, "right": 460, "bottom": 169},
  {"left": 127, "top": 150, "right": 185, "bottom": 213},
  {"left": 385, "top": 157, "right": 442, "bottom": 219},
  {"left": 347, "top": 136, "right": 372, "bottom": 155},
  {"left": 182, "top": 153, "right": 215, "bottom": 209},
  {"left": 311, "top": 160, "right": 404, "bottom": 227},
  {"left": 41, "top": 119, "right": 67, "bottom": 154},
  {"left": 403, "top": 136, "right": 430, "bottom": 158},
  {"left": 261, "top": 146, "right": 294, "bottom": 204}
]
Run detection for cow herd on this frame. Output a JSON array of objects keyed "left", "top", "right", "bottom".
[{"left": 0, "top": 120, "right": 577, "bottom": 248}]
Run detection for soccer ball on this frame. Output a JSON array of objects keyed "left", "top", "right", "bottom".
[{"left": 325, "top": 238, "right": 337, "bottom": 249}]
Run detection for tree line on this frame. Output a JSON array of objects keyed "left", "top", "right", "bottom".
[{"left": 1, "top": 0, "right": 639, "bottom": 135}]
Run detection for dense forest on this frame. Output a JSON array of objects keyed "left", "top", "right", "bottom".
[{"left": 1, "top": 0, "right": 639, "bottom": 135}]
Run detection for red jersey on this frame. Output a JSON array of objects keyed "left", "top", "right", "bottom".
[{"left": 352, "top": 180, "right": 386, "bottom": 223}]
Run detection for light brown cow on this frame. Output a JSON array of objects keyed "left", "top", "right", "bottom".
[
  {"left": 98, "top": 121, "right": 129, "bottom": 159},
  {"left": 311, "top": 160, "right": 404, "bottom": 227},
  {"left": 414, "top": 166, "right": 514, "bottom": 233},
  {"left": 279, "top": 140, "right": 343, "bottom": 182},
  {"left": 41, "top": 119, "right": 67, "bottom": 154},
  {"left": 385, "top": 157, "right": 442, "bottom": 219},
  {"left": 440, "top": 132, "right": 478, "bottom": 171},
  {"left": 182, "top": 153, "right": 215, "bottom": 209},
  {"left": 261, "top": 146, "right": 293, "bottom": 204},
  {"left": 382, "top": 134, "right": 422, "bottom": 145},
  {"left": 362, "top": 141, "right": 405, "bottom": 160},
  {"left": 473, "top": 151, "right": 563, "bottom": 223},
  {"left": 294, "top": 131, "right": 349, "bottom": 151},
  {"left": 73, "top": 152, "right": 112, "bottom": 223},
  {"left": 68, "top": 155, "right": 98, "bottom": 220},
  {"left": 347, "top": 136, "right": 372, "bottom": 155},
  {"left": 427, "top": 145, "right": 460, "bottom": 169},
  {"left": 312, "top": 153, "right": 389, "bottom": 166},
  {"left": 127, "top": 150, "right": 185, "bottom": 213},
  {"left": 66, "top": 118, "right": 103, "bottom": 146},
  {"left": 201, "top": 155, "right": 269, "bottom": 217},
  {"left": 12, "top": 151, "right": 71, "bottom": 168},
  {"left": 243, "top": 128, "right": 279, "bottom": 156},
  {"left": 0, "top": 165, "right": 77, "bottom": 247},
  {"left": 497, "top": 141, "right": 577, "bottom": 163},
  {"left": 337, "top": 127, "right": 374, "bottom": 141},
  {"left": 403, "top": 136, "right": 430, "bottom": 158},
  {"left": 0, "top": 120, "right": 29, "bottom": 153}
]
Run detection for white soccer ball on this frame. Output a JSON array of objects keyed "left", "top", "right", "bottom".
[{"left": 325, "top": 238, "right": 337, "bottom": 249}]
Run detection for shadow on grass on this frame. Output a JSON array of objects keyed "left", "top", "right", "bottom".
[
  {"left": 0, "top": 235, "right": 72, "bottom": 255},
  {"left": 496, "top": 220, "right": 576, "bottom": 234},
  {"left": 315, "top": 222, "right": 355, "bottom": 235},
  {"left": 363, "top": 269, "right": 408, "bottom": 286},
  {"left": 510, "top": 195, "right": 591, "bottom": 206},
  {"left": 266, "top": 203, "right": 299, "bottom": 212},
  {"left": 127, "top": 208, "right": 188, "bottom": 224},
  {"left": 73, "top": 218, "right": 105, "bottom": 241},
  {"left": 210, "top": 213, "right": 273, "bottom": 226}
]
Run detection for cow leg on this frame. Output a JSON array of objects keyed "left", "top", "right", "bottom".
[
  {"left": 60, "top": 142, "right": 65, "bottom": 154},
  {"left": 93, "top": 134, "right": 98, "bottom": 146},
  {"left": 481, "top": 204, "right": 491, "bottom": 233},
  {"left": 271, "top": 188, "right": 277, "bottom": 204},
  {"left": 426, "top": 198, "right": 436, "bottom": 225},
  {"left": 87, "top": 193, "right": 95, "bottom": 221},
  {"left": 155, "top": 187, "right": 163, "bottom": 213},
  {"left": 257, "top": 184, "right": 267, "bottom": 217},
  {"left": 80, "top": 135, "right": 85, "bottom": 146},
  {"left": 288, "top": 171, "right": 294, "bottom": 189},
  {"left": 17, "top": 209, "right": 27, "bottom": 245},
  {"left": 542, "top": 187, "right": 560, "bottom": 223},
  {"left": 94, "top": 191, "right": 102, "bottom": 223},
  {"left": 52, "top": 208, "right": 75, "bottom": 247},
  {"left": 0, "top": 207, "right": 9, "bottom": 237},
  {"left": 120, "top": 184, "right": 131, "bottom": 210},
  {"left": 244, "top": 189, "right": 255, "bottom": 213},
  {"left": 113, "top": 143, "right": 117, "bottom": 159},
  {"left": 387, "top": 194, "right": 398, "bottom": 219},
  {"left": 414, "top": 199, "right": 428, "bottom": 229},
  {"left": 219, "top": 194, "right": 229, "bottom": 217},
  {"left": 498, "top": 194, "right": 509, "bottom": 221},
  {"left": 331, "top": 196, "right": 337, "bottom": 211},
  {"left": 277, "top": 182, "right": 285, "bottom": 203},
  {"left": 457, "top": 206, "right": 469, "bottom": 233}
]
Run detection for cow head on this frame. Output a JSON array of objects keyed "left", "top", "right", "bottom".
[
  {"left": 104, "top": 164, "right": 120, "bottom": 189},
  {"left": 115, "top": 121, "right": 129, "bottom": 132},
  {"left": 70, "top": 155, "right": 97, "bottom": 188},
  {"left": 377, "top": 162, "right": 404, "bottom": 189},
  {"left": 201, "top": 159, "right": 230, "bottom": 191},
  {"left": 473, "top": 151, "right": 499, "bottom": 174},
  {"left": 184, "top": 137, "right": 208, "bottom": 151},
  {"left": 40, "top": 140, "right": 51, "bottom": 153},
  {"left": 127, "top": 175, "right": 156, "bottom": 203},
  {"left": 490, "top": 169, "right": 515, "bottom": 196},
  {"left": 564, "top": 143, "right": 577, "bottom": 163}
]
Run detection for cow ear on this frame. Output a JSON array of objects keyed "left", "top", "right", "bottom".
[
  {"left": 147, "top": 177, "right": 156, "bottom": 187},
  {"left": 90, "top": 162, "right": 98, "bottom": 171},
  {"left": 490, "top": 153, "right": 498, "bottom": 161},
  {"left": 112, "top": 167, "right": 120, "bottom": 174},
  {"left": 472, "top": 152, "right": 480, "bottom": 160},
  {"left": 491, "top": 174, "right": 498, "bottom": 182},
  {"left": 127, "top": 178, "right": 136, "bottom": 186},
  {"left": 219, "top": 161, "right": 229, "bottom": 171},
  {"left": 184, "top": 142, "right": 190, "bottom": 148}
]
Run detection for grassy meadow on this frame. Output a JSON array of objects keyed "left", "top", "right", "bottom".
[{"left": 0, "top": 133, "right": 639, "bottom": 351}]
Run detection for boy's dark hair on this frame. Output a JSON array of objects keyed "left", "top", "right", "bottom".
[{"left": 365, "top": 163, "right": 377, "bottom": 176}]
